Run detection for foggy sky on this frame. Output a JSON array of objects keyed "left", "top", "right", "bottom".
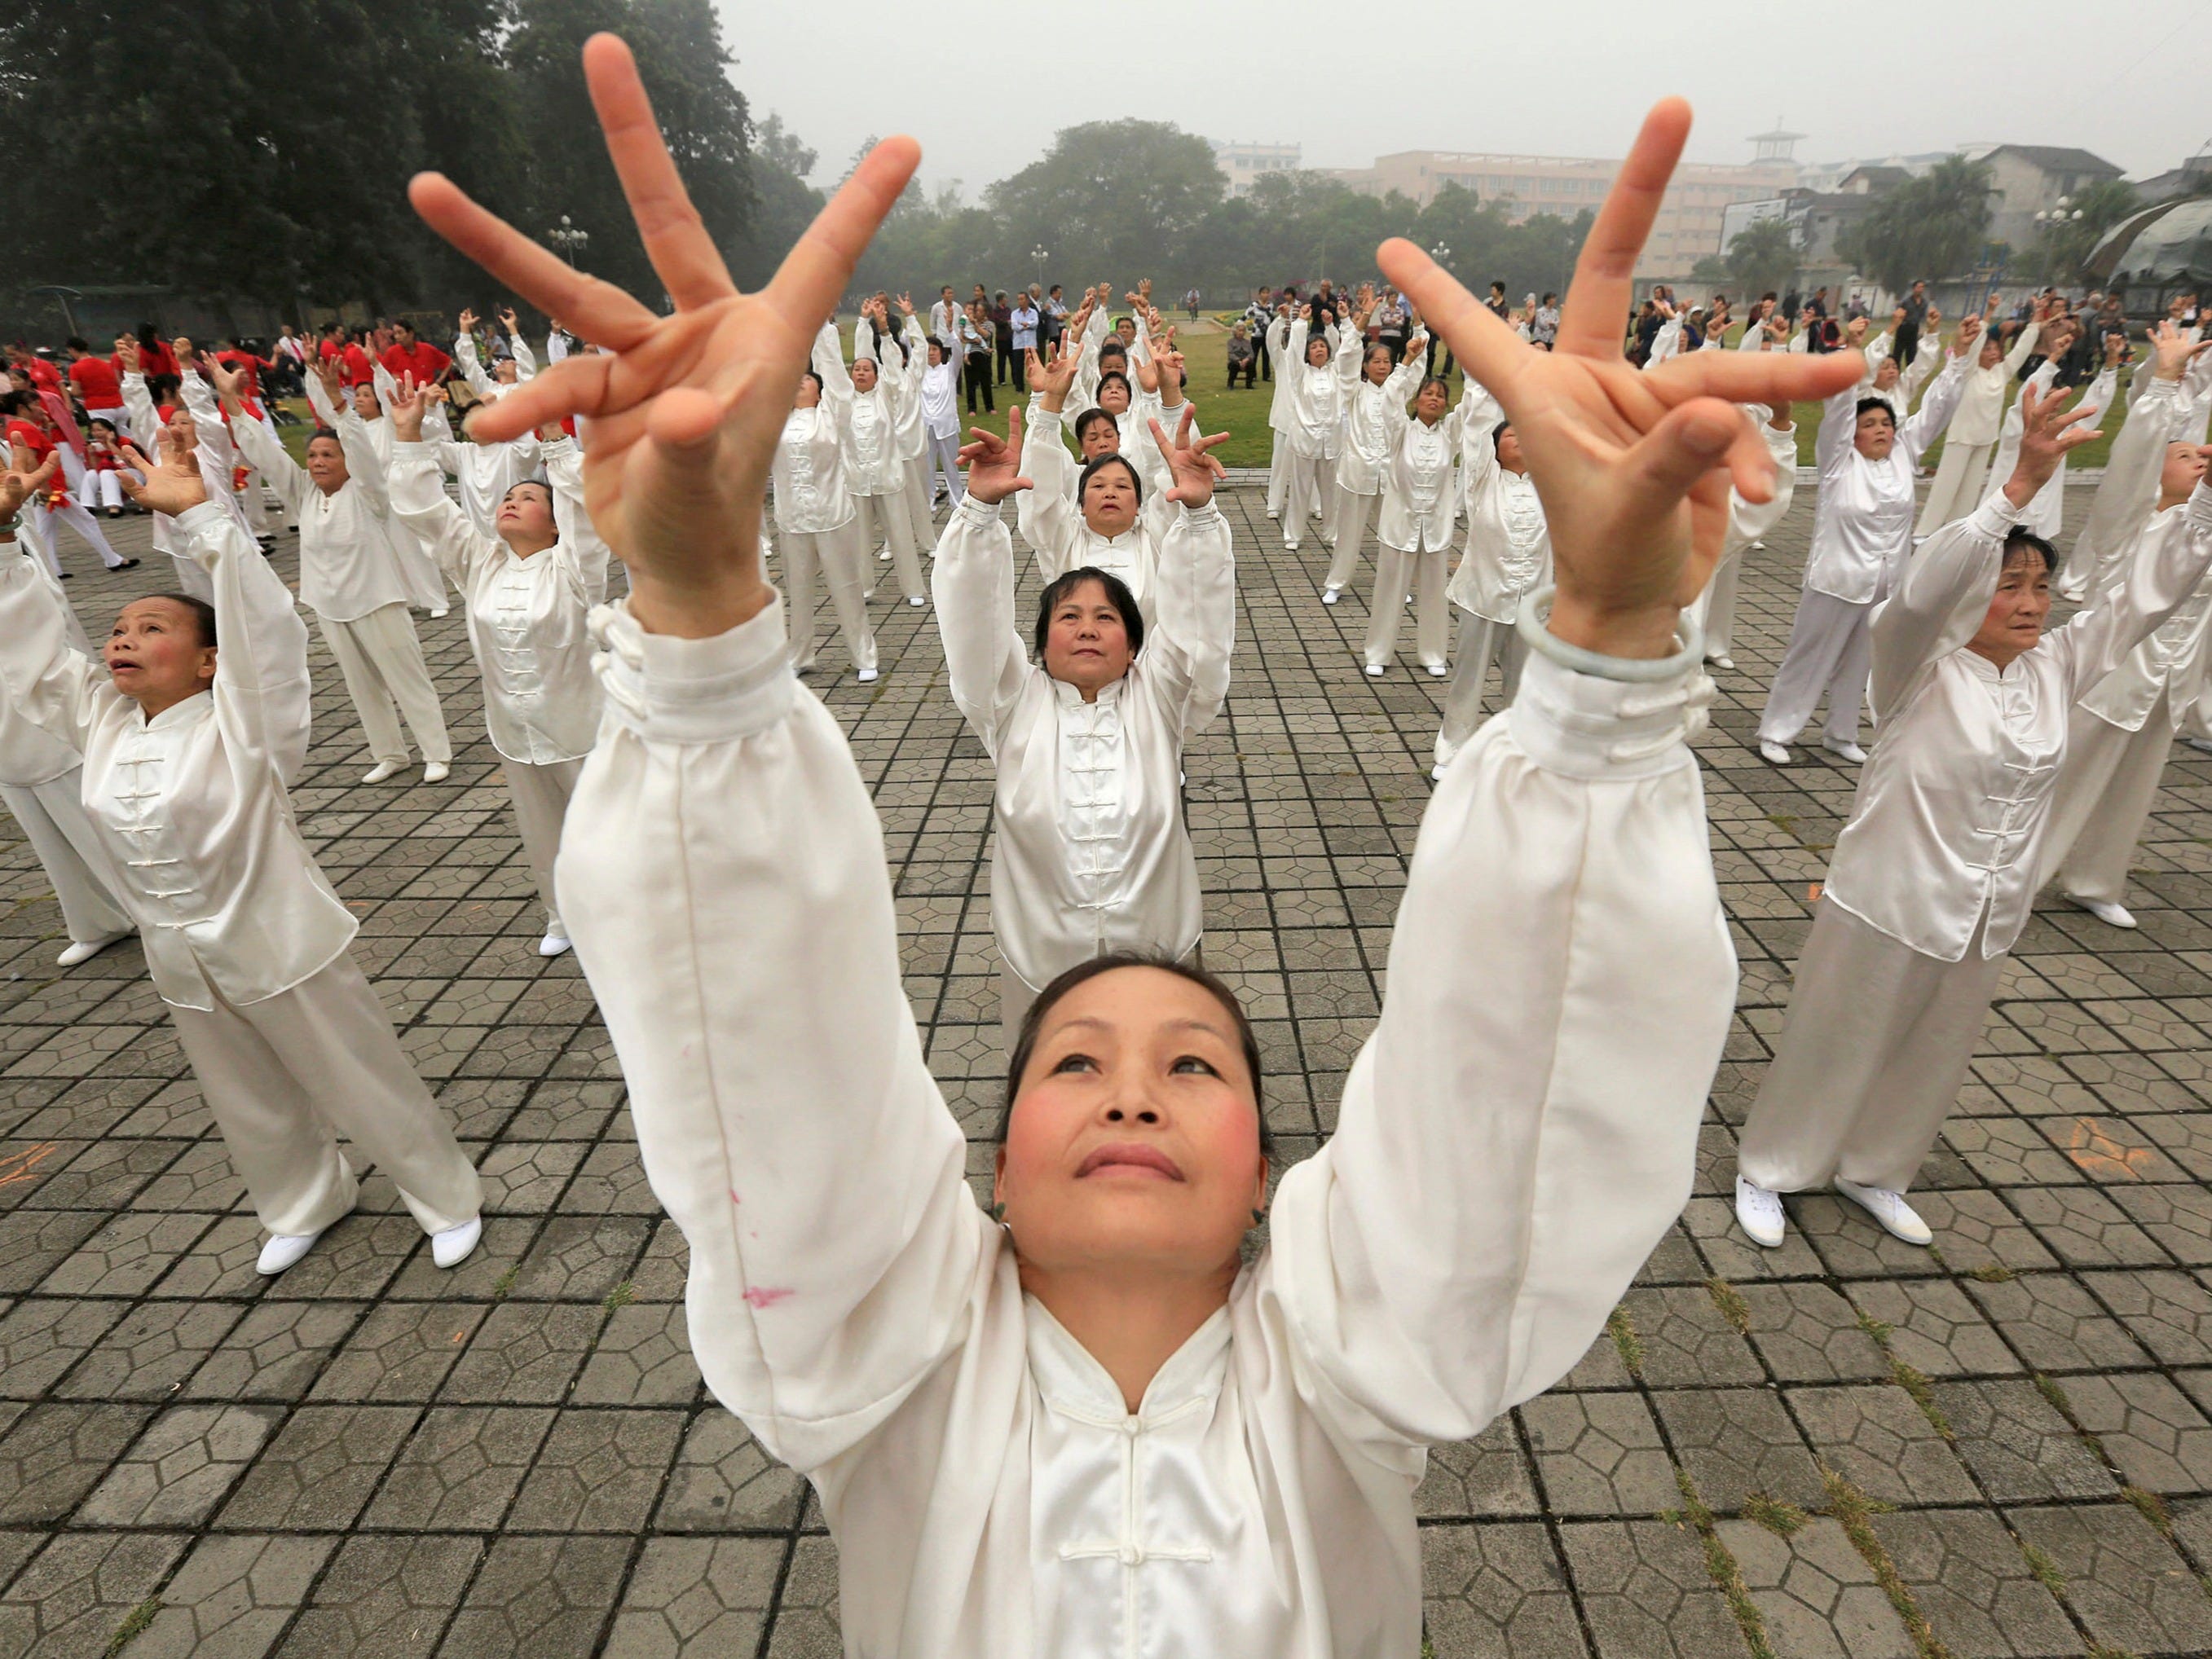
[{"left": 712, "top": 0, "right": 2205, "bottom": 200}]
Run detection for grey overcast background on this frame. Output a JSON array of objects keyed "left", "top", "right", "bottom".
[{"left": 713, "top": 0, "right": 2209, "bottom": 196}]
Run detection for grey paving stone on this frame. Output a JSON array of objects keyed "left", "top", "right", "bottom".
[
  {"left": 606, "top": 1535, "right": 784, "bottom": 1657},
  {"left": 1716, "top": 1515, "right": 1913, "bottom": 1659},
  {"left": 362, "top": 1406, "right": 556, "bottom": 1532},
  {"left": 505, "top": 1407, "right": 683, "bottom": 1532},
  {"left": 1846, "top": 1278, "right": 2019, "bottom": 1378},
  {"left": 654, "top": 1410, "right": 808, "bottom": 1533},
  {"left": 0, "top": 1401, "right": 152, "bottom": 1523},
  {"left": 0, "top": 1297, "right": 126, "bottom": 1397},
  {"left": 1560, "top": 1517, "right": 1754, "bottom": 1658},
  {"left": 2008, "top": 1502, "right": 2212, "bottom": 1655},
  {"left": 272, "top": 1533, "right": 482, "bottom": 1658},
  {"left": 0, "top": 1529, "right": 187, "bottom": 1659},
  {"left": 217, "top": 1403, "right": 417, "bottom": 1529},
  {"left": 1654, "top": 1387, "right": 1826, "bottom": 1512},
  {"left": 2058, "top": 1371, "right": 2212, "bottom": 1494},
  {"left": 436, "top": 1533, "right": 630, "bottom": 1657},
  {"left": 127, "top": 1533, "right": 337, "bottom": 1659},
  {"left": 1421, "top": 1520, "right": 1589, "bottom": 1658},
  {"left": 1414, "top": 1419, "right": 1541, "bottom": 1519},
  {"left": 1935, "top": 1379, "right": 2120, "bottom": 1502},
  {"left": 187, "top": 1300, "right": 366, "bottom": 1402},
  {"left": 1737, "top": 1283, "right": 1889, "bottom": 1382},
  {"left": 1518, "top": 1393, "right": 1679, "bottom": 1517},
  {"left": 77, "top": 1402, "right": 280, "bottom": 1526},
  {"left": 1866, "top": 1507, "right": 2082, "bottom": 1658},
  {"left": 439, "top": 1301, "right": 601, "bottom": 1403},
  {"left": 571, "top": 1303, "right": 701, "bottom": 1406},
  {"left": 309, "top": 1300, "right": 487, "bottom": 1402},
  {"left": 763, "top": 1534, "right": 840, "bottom": 1659},
  {"left": 1784, "top": 1384, "right": 1979, "bottom": 1505}
]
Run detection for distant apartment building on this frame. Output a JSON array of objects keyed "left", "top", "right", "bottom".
[
  {"left": 1327, "top": 130, "right": 1804, "bottom": 277},
  {"left": 1208, "top": 139, "right": 1302, "bottom": 198},
  {"left": 1957, "top": 144, "right": 2126, "bottom": 253}
]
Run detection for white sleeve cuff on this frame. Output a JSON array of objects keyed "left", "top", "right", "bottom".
[
  {"left": 589, "top": 594, "right": 796, "bottom": 745},
  {"left": 171, "top": 501, "right": 228, "bottom": 536},
  {"left": 1506, "top": 652, "right": 1712, "bottom": 780},
  {"left": 1968, "top": 491, "right": 2024, "bottom": 543},
  {"left": 958, "top": 494, "right": 1004, "bottom": 527}
]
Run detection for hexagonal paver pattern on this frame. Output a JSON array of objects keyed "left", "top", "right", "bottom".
[{"left": 1716, "top": 1516, "right": 1913, "bottom": 1659}]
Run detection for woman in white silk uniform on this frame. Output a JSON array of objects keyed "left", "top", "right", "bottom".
[
  {"left": 1276, "top": 310, "right": 1359, "bottom": 554},
  {"left": 1322, "top": 302, "right": 1425, "bottom": 609},
  {"left": 385, "top": 381, "right": 610, "bottom": 958},
  {"left": 2061, "top": 328, "right": 2212, "bottom": 604},
  {"left": 1364, "top": 363, "right": 1463, "bottom": 680},
  {"left": 1434, "top": 387, "right": 1549, "bottom": 773},
  {"left": 224, "top": 357, "right": 454, "bottom": 784},
  {"left": 1734, "top": 385, "right": 2212, "bottom": 1252},
  {"left": 773, "top": 367, "right": 878, "bottom": 681},
  {"left": 1686, "top": 319, "right": 1801, "bottom": 673},
  {"left": 1986, "top": 323, "right": 2118, "bottom": 546},
  {"left": 412, "top": 69, "right": 1848, "bottom": 1658},
  {"left": 938, "top": 407, "right": 1233, "bottom": 1040},
  {"left": 2036, "top": 334, "right": 2212, "bottom": 928},
  {"left": 115, "top": 344, "right": 256, "bottom": 601},
  {"left": 0, "top": 429, "right": 482, "bottom": 1278},
  {"left": 1916, "top": 304, "right": 2042, "bottom": 536},
  {"left": 301, "top": 371, "right": 454, "bottom": 618},
  {"left": 1755, "top": 328, "right": 1972, "bottom": 765},
  {"left": 816, "top": 306, "right": 928, "bottom": 607},
  {"left": 0, "top": 455, "right": 134, "bottom": 966}
]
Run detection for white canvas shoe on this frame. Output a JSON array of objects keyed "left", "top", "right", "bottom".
[
  {"left": 1364, "top": 662, "right": 1385, "bottom": 677},
  {"left": 907, "top": 594, "right": 926, "bottom": 606},
  {"left": 1430, "top": 764, "right": 1447, "bottom": 782},
  {"left": 1707, "top": 653, "right": 1735, "bottom": 671},
  {"left": 430, "top": 606, "right": 450, "bottom": 619},
  {"left": 1822, "top": 737, "right": 1867, "bottom": 764},
  {"left": 361, "top": 760, "right": 402, "bottom": 784},
  {"left": 257, "top": 1229, "right": 325, "bottom": 1275},
  {"left": 1758, "top": 740, "right": 1791, "bottom": 765},
  {"left": 1320, "top": 586, "right": 1340, "bottom": 605},
  {"left": 539, "top": 930, "right": 572, "bottom": 957},
  {"left": 57, "top": 928, "right": 132, "bottom": 969},
  {"left": 1734, "top": 1176, "right": 1787, "bottom": 1248},
  {"left": 857, "top": 667, "right": 879, "bottom": 683},
  {"left": 1833, "top": 1177, "right": 1932, "bottom": 1245},
  {"left": 422, "top": 762, "right": 450, "bottom": 783},
  {"left": 2069, "top": 894, "right": 2136, "bottom": 929},
  {"left": 431, "top": 1216, "right": 482, "bottom": 1269},
  {"left": 1425, "top": 662, "right": 1447, "bottom": 677}
]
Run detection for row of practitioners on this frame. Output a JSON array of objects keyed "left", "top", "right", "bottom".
[{"left": 0, "top": 321, "right": 619, "bottom": 1283}]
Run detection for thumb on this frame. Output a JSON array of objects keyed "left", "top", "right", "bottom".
[{"left": 1617, "top": 397, "right": 1741, "bottom": 523}]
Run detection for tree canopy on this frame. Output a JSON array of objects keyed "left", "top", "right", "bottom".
[{"left": 1835, "top": 156, "right": 1994, "bottom": 293}]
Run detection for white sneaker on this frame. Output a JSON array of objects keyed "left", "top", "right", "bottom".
[
  {"left": 1430, "top": 763, "right": 1447, "bottom": 782},
  {"left": 878, "top": 548, "right": 892, "bottom": 561},
  {"left": 257, "top": 1228, "right": 325, "bottom": 1275},
  {"left": 1425, "top": 662, "right": 1447, "bottom": 677},
  {"left": 907, "top": 594, "right": 926, "bottom": 606},
  {"left": 422, "top": 762, "right": 450, "bottom": 783},
  {"left": 1758, "top": 740, "right": 1791, "bottom": 765},
  {"left": 361, "top": 760, "right": 402, "bottom": 784},
  {"left": 1266, "top": 508, "right": 1280, "bottom": 521},
  {"left": 1707, "top": 653, "right": 1735, "bottom": 671},
  {"left": 56, "top": 929, "right": 132, "bottom": 968},
  {"left": 1822, "top": 737, "right": 1868, "bottom": 764},
  {"left": 1321, "top": 587, "right": 1341, "bottom": 605},
  {"left": 1285, "top": 540, "right": 1301, "bottom": 553},
  {"left": 857, "top": 667, "right": 879, "bottom": 683},
  {"left": 2069, "top": 894, "right": 2137, "bottom": 929},
  {"left": 1734, "top": 1176, "right": 1787, "bottom": 1248},
  {"left": 1833, "top": 1177, "right": 1932, "bottom": 1245},
  {"left": 538, "top": 930, "right": 572, "bottom": 957},
  {"left": 430, "top": 1216, "right": 482, "bottom": 1269},
  {"left": 429, "top": 606, "right": 450, "bottom": 619},
  {"left": 1751, "top": 540, "right": 1765, "bottom": 551}
]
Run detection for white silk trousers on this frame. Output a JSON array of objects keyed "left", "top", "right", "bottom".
[
  {"left": 1917, "top": 441, "right": 1992, "bottom": 537},
  {"left": 2038, "top": 695, "right": 2175, "bottom": 908},
  {"left": 503, "top": 756, "right": 585, "bottom": 931},
  {"left": 1757, "top": 591, "right": 1874, "bottom": 747},
  {"left": 0, "top": 770, "right": 133, "bottom": 943},
  {"left": 1324, "top": 486, "right": 1380, "bottom": 592},
  {"left": 857, "top": 490, "right": 926, "bottom": 603},
  {"left": 1737, "top": 902, "right": 2003, "bottom": 1195},
  {"left": 1365, "top": 545, "right": 1450, "bottom": 672},
  {"left": 1692, "top": 551, "right": 1743, "bottom": 664},
  {"left": 1436, "top": 611, "right": 1526, "bottom": 768},
  {"left": 317, "top": 602, "right": 452, "bottom": 766},
  {"left": 1280, "top": 455, "right": 1334, "bottom": 548},
  {"left": 167, "top": 951, "right": 482, "bottom": 1238},
  {"left": 782, "top": 519, "right": 878, "bottom": 675}
]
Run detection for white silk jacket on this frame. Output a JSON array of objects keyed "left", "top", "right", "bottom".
[
  {"left": 813, "top": 321, "right": 913, "bottom": 498},
  {"left": 388, "top": 439, "right": 609, "bottom": 764},
  {"left": 1016, "top": 411, "right": 1165, "bottom": 622},
  {"left": 1337, "top": 354, "right": 1425, "bottom": 496},
  {"left": 1377, "top": 401, "right": 1471, "bottom": 556},
  {"left": 0, "top": 504, "right": 353, "bottom": 1010},
  {"left": 770, "top": 407, "right": 857, "bottom": 538},
  {"left": 932, "top": 492, "right": 1232, "bottom": 992},
  {"left": 553, "top": 596, "right": 1734, "bottom": 1659},
  {"left": 1448, "top": 388, "right": 1552, "bottom": 623},
  {"left": 231, "top": 395, "right": 415, "bottom": 623},
  {"left": 1948, "top": 323, "right": 2040, "bottom": 448},
  {"left": 1802, "top": 350, "right": 1967, "bottom": 604},
  {"left": 1987, "top": 359, "right": 2117, "bottom": 540},
  {"left": 0, "top": 549, "right": 93, "bottom": 787},
  {"left": 1823, "top": 483, "right": 2212, "bottom": 962},
  {"left": 1279, "top": 319, "right": 1360, "bottom": 460}
]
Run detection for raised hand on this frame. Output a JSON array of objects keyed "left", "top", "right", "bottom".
[
  {"left": 897, "top": 292, "right": 915, "bottom": 317},
  {"left": 958, "top": 405, "right": 1033, "bottom": 504},
  {"left": 497, "top": 306, "right": 519, "bottom": 334},
  {"left": 388, "top": 373, "right": 432, "bottom": 442},
  {"left": 1030, "top": 336, "right": 1082, "bottom": 407},
  {"left": 308, "top": 353, "right": 345, "bottom": 399},
  {"left": 115, "top": 335, "right": 140, "bottom": 375},
  {"left": 408, "top": 33, "right": 917, "bottom": 639},
  {"left": 1148, "top": 405, "right": 1228, "bottom": 508},
  {"left": 1377, "top": 99, "right": 1862, "bottom": 658},
  {"left": 0, "top": 453, "right": 56, "bottom": 520},
  {"left": 2150, "top": 318, "right": 2212, "bottom": 381},
  {"left": 2005, "top": 381, "right": 2102, "bottom": 504},
  {"left": 1950, "top": 312, "right": 1982, "bottom": 358},
  {"left": 201, "top": 354, "right": 249, "bottom": 403},
  {"left": 459, "top": 308, "right": 479, "bottom": 334},
  {"left": 117, "top": 425, "right": 209, "bottom": 517}
]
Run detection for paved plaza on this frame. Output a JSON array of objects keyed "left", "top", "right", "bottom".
[{"left": 6, "top": 482, "right": 2212, "bottom": 1657}]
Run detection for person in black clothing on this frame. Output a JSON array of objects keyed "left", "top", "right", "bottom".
[
  {"left": 963, "top": 300, "right": 995, "bottom": 413},
  {"left": 1894, "top": 280, "right": 1928, "bottom": 367},
  {"left": 1226, "top": 322, "right": 1258, "bottom": 388},
  {"left": 1485, "top": 282, "right": 1509, "bottom": 320},
  {"left": 989, "top": 291, "right": 1014, "bottom": 385},
  {"left": 1246, "top": 288, "right": 1275, "bottom": 381}
]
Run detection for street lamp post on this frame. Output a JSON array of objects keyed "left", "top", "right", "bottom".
[
  {"left": 547, "top": 215, "right": 590, "bottom": 267},
  {"left": 1031, "top": 244, "right": 1048, "bottom": 288}
]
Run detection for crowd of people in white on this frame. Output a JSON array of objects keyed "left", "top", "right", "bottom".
[{"left": 1, "top": 33, "right": 2210, "bottom": 1652}]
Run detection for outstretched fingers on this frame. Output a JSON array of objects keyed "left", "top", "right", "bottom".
[
  {"left": 760, "top": 136, "right": 921, "bottom": 347},
  {"left": 460, "top": 353, "right": 616, "bottom": 445},
  {"left": 409, "top": 173, "right": 658, "bottom": 350},
  {"left": 581, "top": 35, "right": 735, "bottom": 311},
  {"left": 1616, "top": 395, "right": 1752, "bottom": 535},
  {"left": 1555, "top": 99, "right": 1691, "bottom": 359}
]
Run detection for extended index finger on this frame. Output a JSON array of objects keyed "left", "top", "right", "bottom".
[
  {"left": 409, "top": 173, "right": 658, "bottom": 350},
  {"left": 1556, "top": 99, "right": 1691, "bottom": 359},
  {"left": 582, "top": 34, "right": 735, "bottom": 312},
  {"left": 760, "top": 136, "right": 921, "bottom": 345},
  {"left": 1376, "top": 240, "right": 1528, "bottom": 401}
]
